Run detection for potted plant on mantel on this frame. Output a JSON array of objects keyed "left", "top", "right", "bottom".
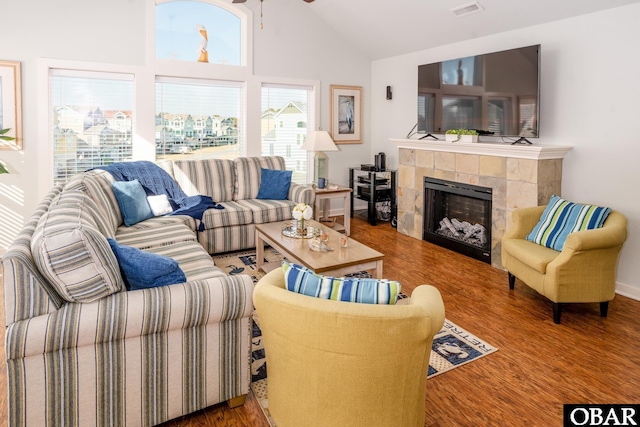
[
  {"left": 0, "top": 128, "right": 15, "bottom": 174},
  {"left": 445, "top": 129, "right": 479, "bottom": 143}
]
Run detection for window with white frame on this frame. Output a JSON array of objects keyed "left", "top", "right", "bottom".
[
  {"left": 49, "top": 70, "right": 134, "bottom": 184},
  {"left": 261, "top": 84, "right": 314, "bottom": 183},
  {"left": 156, "top": 0, "right": 241, "bottom": 65},
  {"left": 155, "top": 77, "right": 244, "bottom": 160}
]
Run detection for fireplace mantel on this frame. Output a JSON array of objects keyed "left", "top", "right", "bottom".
[
  {"left": 390, "top": 138, "right": 572, "bottom": 160},
  {"left": 392, "top": 139, "right": 572, "bottom": 269}
]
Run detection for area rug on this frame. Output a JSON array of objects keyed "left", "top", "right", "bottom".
[
  {"left": 212, "top": 249, "right": 499, "bottom": 426},
  {"left": 211, "top": 247, "right": 284, "bottom": 283}
]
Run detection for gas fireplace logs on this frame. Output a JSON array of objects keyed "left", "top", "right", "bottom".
[{"left": 437, "top": 217, "right": 487, "bottom": 248}]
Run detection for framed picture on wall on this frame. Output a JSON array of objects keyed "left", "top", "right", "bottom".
[
  {"left": 330, "top": 85, "right": 362, "bottom": 144},
  {"left": 0, "top": 60, "right": 22, "bottom": 150}
]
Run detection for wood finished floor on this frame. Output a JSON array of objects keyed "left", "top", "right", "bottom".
[{"left": 1, "top": 215, "right": 639, "bottom": 426}]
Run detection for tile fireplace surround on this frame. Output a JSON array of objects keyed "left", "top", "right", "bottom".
[{"left": 391, "top": 138, "right": 572, "bottom": 269}]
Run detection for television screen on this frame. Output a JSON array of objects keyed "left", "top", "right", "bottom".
[{"left": 418, "top": 44, "right": 540, "bottom": 139}]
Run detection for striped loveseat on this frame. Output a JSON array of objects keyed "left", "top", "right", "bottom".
[{"left": 2, "top": 156, "right": 311, "bottom": 426}]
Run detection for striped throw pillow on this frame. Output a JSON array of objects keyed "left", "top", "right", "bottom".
[
  {"left": 31, "top": 190, "right": 124, "bottom": 303},
  {"left": 282, "top": 261, "right": 401, "bottom": 305},
  {"left": 526, "top": 195, "right": 611, "bottom": 251}
]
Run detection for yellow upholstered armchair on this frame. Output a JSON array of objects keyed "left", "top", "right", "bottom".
[
  {"left": 502, "top": 205, "right": 627, "bottom": 324},
  {"left": 253, "top": 267, "right": 445, "bottom": 427}
]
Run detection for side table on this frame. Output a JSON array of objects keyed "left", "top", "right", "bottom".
[{"left": 313, "top": 185, "right": 352, "bottom": 236}]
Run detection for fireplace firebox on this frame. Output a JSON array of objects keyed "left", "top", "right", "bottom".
[{"left": 423, "top": 177, "right": 492, "bottom": 264}]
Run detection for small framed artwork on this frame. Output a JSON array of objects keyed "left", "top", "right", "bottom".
[
  {"left": 330, "top": 85, "right": 362, "bottom": 144},
  {"left": 0, "top": 60, "right": 22, "bottom": 150}
]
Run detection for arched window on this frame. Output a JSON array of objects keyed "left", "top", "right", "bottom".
[{"left": 156, "top": 0, "right": 242, "bottom": 65}]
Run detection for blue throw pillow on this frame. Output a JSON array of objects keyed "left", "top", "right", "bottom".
[
  {"left": 112, "top": 180, "right": 154, "bottom": 226},
  {"left": 107, "top": 238, "right": 186, "bottom": 291},
  {"left": 282, "top": 261, "right": 401, "bottom": 305},
  {"left": 256, "top": 168, "right": 292, "bottom": 200},
  {"left": 526, "top": 195, "right": 611, "bottom": 251}
]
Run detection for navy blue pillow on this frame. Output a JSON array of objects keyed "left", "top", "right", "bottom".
[
  {"left": 107, "top": 238, "right": 186, "bottom": 291},
  {"left": 256, "top": 168, "right": 292, "bottom": 200},
  {"left": 112, "top": 180, "right": 154, "bottom": 226}
]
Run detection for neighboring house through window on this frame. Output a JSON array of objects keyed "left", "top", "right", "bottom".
[{"left": 261, "top": 84, "right": 314, "bottom": 184}]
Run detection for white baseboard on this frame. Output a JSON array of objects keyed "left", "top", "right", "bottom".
[{"left": 615, "top": 282, "right": 640, "bottom": 302}]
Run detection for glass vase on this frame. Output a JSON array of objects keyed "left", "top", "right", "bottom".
[{"left": 296, "top": 219, "right": 307, "bottom": 236}]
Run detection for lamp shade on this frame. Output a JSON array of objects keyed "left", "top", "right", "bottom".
[{"left": 301, "top": 131, "right": 339, "bottom": 152}]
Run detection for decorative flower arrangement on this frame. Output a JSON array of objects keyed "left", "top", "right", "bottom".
[{"left": 292, "top": 203, "right": 313, "bottom": 231}]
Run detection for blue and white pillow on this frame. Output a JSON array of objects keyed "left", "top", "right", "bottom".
[
  {"left": 526, "top": 195, "right": 611, "bottom": 251},
  {"left": 282, "top": 261, "right": 401, "bottom": 305}
]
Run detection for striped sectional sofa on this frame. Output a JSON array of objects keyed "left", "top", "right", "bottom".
[{"left": 2, "top": 156, "right": 312, "bottom": 426}]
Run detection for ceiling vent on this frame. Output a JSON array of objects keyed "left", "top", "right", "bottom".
[{"left": 450, "top": 1, "right": 484, "bottom": 17}]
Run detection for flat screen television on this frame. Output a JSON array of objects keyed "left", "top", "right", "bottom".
[{"left": 417, "top": 44, "right": 540, "bottom": 141}]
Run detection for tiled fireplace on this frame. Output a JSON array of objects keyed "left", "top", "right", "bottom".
[{"left": 391, "top": 139, "right": 572, "bottom": 269}]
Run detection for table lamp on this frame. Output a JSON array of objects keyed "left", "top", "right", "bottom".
[{"left": 301, "top": 130, "right": 339, "bottom": 184}]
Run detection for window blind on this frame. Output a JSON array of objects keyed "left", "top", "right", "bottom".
[
  {"left": 261, "top": 84, "right": 314, "bottom": 184},
  {"left": 156, "top": 77, "right": 244, "bottom": 160},
  {"left": 49, "top": 70, "right": 134, "bottom": 184}
]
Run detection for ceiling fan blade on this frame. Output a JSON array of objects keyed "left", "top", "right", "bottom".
[
  {"left": 232, "top": 0, "right": 247, "bottom": 3},
  {"left": 303, "top": 0, "right": 315, "bottom": 2}
]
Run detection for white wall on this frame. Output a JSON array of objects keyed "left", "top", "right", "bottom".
[
  {"left": 0, "top": 0, "right": 372, "bottom": 254},
  {"left": 371, "top": 3, "right": 640, "bottom": 298}
]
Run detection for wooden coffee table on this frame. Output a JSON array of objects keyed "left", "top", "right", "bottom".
[{"left": 255, "top": 220, "right": 384, "bottom": 278}]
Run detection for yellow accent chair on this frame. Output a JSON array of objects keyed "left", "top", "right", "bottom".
[
  {"left": 253, "top": 267, "right": 445, "bottom": 427},
  {"left": 502, "top": 205, "right": 627, "bottom": 324}
]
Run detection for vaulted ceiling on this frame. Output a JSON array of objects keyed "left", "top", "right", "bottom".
[{"left": 302, "top": 0, "right": 640, "bottom": 60}]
